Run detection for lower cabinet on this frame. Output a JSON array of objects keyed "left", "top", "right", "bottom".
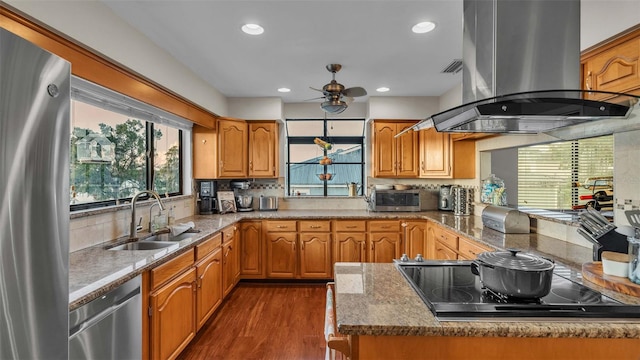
[
  {"left": 369, "top": 221, "right": 402, "bottom": 263},
  {"left": 402, "top": 221, "right": 428, "bottom": 259},
  {"left": 299, "top": 232, "right": 332, "bottom": 278},
  {"left": 426, "top": 221, "right": 494, "bottom": 260},
  {"left": 222, "top": 225, "right": 240, "bottom": 298},
  {"left": 195, "top": 246, "right": 222, "bottom": 331},
  {"left": 239, "top": 221, "right": 263, "bottom": 278},
  {"left": 149, "top": 249, "right": 197, "bottom": 360},
  {"left": 266, "top": 231, "right": 298, "bottom": 278},
  {"left": 334, "top": 220, "right": 367, "bottom": 262}
]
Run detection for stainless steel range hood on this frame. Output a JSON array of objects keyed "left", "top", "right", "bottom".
[{"left": 404, "top": 0, "right": 640, "bottom": 135}]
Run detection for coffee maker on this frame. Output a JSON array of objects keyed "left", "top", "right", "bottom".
[
  {"left": 197, "top": 180, "right": 217, "bottom": 215},
  {"left": 230, "top": 180, "right": 253, "bottom": 212},
  {"left": 438, "top": 185, "right": 454, "bottom": 211}
]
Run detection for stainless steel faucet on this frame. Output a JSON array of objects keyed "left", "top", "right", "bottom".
[{"left": 130, "top": 190, "right": 165, "bottom": 239}]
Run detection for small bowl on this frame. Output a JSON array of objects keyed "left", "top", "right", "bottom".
[
  {"left": 374, "top": 184, "right": 394, "bottom": 190},
  {"left": 601, "top": 251, "right": 630, "bottom": 277},
  {"left": 394, "top": 184, "right": 412, "bottom": 190}
]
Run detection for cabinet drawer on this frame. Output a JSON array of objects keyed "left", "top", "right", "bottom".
[
  {"left": 299, "top": 220, "right": 331, "bottom": 232},
  {"left": 150, "top": 248, "right": 195, "bottom": 290},
  {"left": 435, "top": 227, "right": 458, "bottom": 250},
  {"left": 368, "top": 220, "right": 400, "bottom": 232},
  {"left": 434, "top": 241, "right": 458, "bottom": 260},
  {"left": 222, "top": 225, "right": 237, "bottom": 242},
  {"left": 335, "top": 220, "right": 366, "bottom": 232},
  {"left": 265, "top": 220, "right": 297, "bottom": 232},
  {"left": 195, "top": 232, "right": 222, "bottom": 262},
  {"left": 458, "top": 237, "right": 493, "bottom": 260}
]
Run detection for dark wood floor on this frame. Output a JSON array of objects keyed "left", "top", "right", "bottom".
[{"left": 178, "top": 282, "right": 327, "bottom": 360}]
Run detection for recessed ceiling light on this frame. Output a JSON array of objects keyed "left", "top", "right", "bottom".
[
  {"left": 241, "top": 23, "right": 264, "bottom": 35},
  {"left": 277, "top": 87, "right": 291, "bottom": 93},
  {"left": 412, "top": 21, "right": 436, "bottom": 34},
  {"left": 376, "top": 87, "right": 390, "bottom": 93}
]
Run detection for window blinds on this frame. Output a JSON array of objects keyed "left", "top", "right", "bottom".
[
  {"left": 517, "top": 136, "right": 613, "bottom": 209},
  {"left": 70, "top": 76, "right": 193, "bottom": 131}
]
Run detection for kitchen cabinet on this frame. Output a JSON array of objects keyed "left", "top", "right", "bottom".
[
  {"left": 402, "top": 221, "right": 428, "bottom": 259},
  {"left": 149, "top": 249, "right": 196, "bottom": 360},
  {"left": 334, "top": 220, "right": 367, "bottom": 262},
  {"left": 239, "top": 221, "right": 264, "bottom": 278},
  {"left": 299, "top": 220, "right": 332, "bottom": 278},
  {"left": 195, "top": 234, "right": 223, "bottom": 331},
  {"left": 248, "top": 121, "right": 279, "bottom": 178},
  {"left": 368, "top": 220, "right": 402, "bottom": 263},
  {"left": 372, "top": 120, "right": 419, "bottom": 178},
  {"left": 192, "top": 125, "right": 216, "bottom": 179},
  {"left": 426, "top": 222, "right": 493, "bottom": 261},
  {"left": 222, "top": 225, "right": 240, "bottom": 297},
  {"left": 218, "top": 118, "right": 248, "bottom": 178},
  {"left": 581, "top": 27, "right": 640, "bottom": 100},
  {"left": 419, "top": 128, "right": 476, "bottom": 179},
  {"left": 457, "top": 236, "right": 493, "bottom": 260},
  {"left": 265, "top": 221, "right": 298, "bottom": 278}
]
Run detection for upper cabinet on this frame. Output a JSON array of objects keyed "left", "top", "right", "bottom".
[
  {"left": 372, "top": 120, "right": 419, "bottom": 178},
  {"left": 248, "top": 122, "right": 279, "bottom": 178},
  {"left": 193, "top": 119, "right": 279, "bottom": 179},
  {"left": 582, "top": 27, "right": 640, "bottom": 100},
  {"left": 419, "top": 128, "right": 451, "bottom": 178}
]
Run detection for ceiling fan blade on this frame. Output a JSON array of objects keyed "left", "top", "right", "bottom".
[
  {"left": 310, "top": 86, "right": 324, "bottom": 92},
  {"left": 342, "top": 87, "right": 367, "bottom": 97},
  {"left": 344, "top": 96, "right": 354, "bottom": 105},
  {"left": 303, "top": 96, "right": 326, "bottom": 101}
]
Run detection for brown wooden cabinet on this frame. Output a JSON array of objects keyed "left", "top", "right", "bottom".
[
  {"left": 195, "top": 245, "right": 222, "bottom": 331},
  {"left": 265, "top": 231, "right": 298, "bottom": 278},
  {"left": 457, "top": 236, "right": 493, "bottom": 260},
  {"left": 334, "top": 220, "right": 367, "bottom": 262},
  {"left": 419, "top": 128, "right": 451, "bottom": 178},
  {"left": 426, "top": 222, "right": 494, "bottom": 261},
  {"left": 372, "top": 120, "right": 419, "bottom": 178},
  {"left": 239, "top": 221, "right": 263, "bottom": 278},
  {"left": 149, "top": 249, "right": 196, "bottom": 360},
  {"left": 299, "top": 232, "right": 332, "bottom": 278},
  {"left": 402, "top": 221, "right": 428, "bottom": 259},
  {"left": 368, "top": 220, "right": 402, "bottom": 263},
  {"left": 222, "top": 226, "right": 240, "bottom": 297},
  {"left": 582, "top": 27, "right": 640, "bottom": 100},
  {"left": 248, "top": 121, "right": 279, "bottom": 178},
  {"left": 218, "top": 118, "right": 248, "bottom": 178},
  {"left": 192, "top": 125, "right": 217, "bottom": 179}
]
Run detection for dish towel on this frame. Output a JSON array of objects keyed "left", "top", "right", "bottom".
[{"left": 170, "top": 221, "right": 195, "bottom": 237}]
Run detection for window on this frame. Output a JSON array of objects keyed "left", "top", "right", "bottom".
[
  {"left": 70, "top": 77, "right": 190, "bottom": 210},
  {"left": 286, "top": 119, "right": 365, "bottom": 196},
  {"left": 517, "top": 135, "right": 613, "bottom": 210}
]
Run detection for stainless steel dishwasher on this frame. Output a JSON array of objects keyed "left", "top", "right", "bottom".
[{"left": 69, "top": 276, "right": 142, "bottom": 360}]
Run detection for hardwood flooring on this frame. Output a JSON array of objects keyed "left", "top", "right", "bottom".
[{"left": 178, "top": 282, "right": 327, "bottom": 360}]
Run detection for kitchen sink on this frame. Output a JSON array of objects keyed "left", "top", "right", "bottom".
[
  {"left": 109, "top": 241, "right": 178, "bottom": 251},
  {"left": 141, "top": 232, "right": 198, "bottom": 242}
]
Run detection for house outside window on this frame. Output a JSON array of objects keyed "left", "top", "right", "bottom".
[{"left": 286, "top": 119, "right": 365, "bottom": 196}]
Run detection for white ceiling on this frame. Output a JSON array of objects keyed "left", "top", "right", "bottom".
[{"left": 102, "top": 0, "right": 463, "bottom": 103}]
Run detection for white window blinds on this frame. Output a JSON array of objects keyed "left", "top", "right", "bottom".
[{"left": 517, "top": 135, "right": 613, "bottom": 209}]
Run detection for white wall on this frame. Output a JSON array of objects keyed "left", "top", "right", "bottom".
[
  {"left": 228, "top": 97, "right": 283, "bottom": 120},
  {"left": 5, "top": 0, "right": 228, "bottom": 116},
  {"left": 438, "top": 84, "right": 463, "bottom": 112},
  {"left": 283, "top": 102, "right": 367, "bottom": 119},
  {"left": 581, "top": 0, "right": 640, "bottom": 50},
  {"left": 368, "top": 96, "right": 439, "bottom": 119}
]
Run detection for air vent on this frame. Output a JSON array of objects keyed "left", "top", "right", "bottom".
[{"left": 441, "top": 59, "right": 463, "bottom": 74}]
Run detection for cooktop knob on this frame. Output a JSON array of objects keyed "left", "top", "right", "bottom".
[
  {"left": 415, "top": 254, "right": 424, "bottom": 262},
  {"left": 400, "top": 254, "right": 409, "bottom": 262}
]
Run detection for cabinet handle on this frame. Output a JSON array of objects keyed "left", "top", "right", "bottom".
[
  {"left": 586, "top": 70, "right": 592, "bottom": 90},
  {"left": 309, "top": 225, "right": 321, "bottom": 229},
  {"left": 213, "top": 259, "right": 221, "bottom": 264},
  {"left": 381, "top": 226, "right": 391, "bottom": 229},
  {"left": 292, "top": 242, "right": 296, "bottom": 251},
  {"left": 346, "top": 225, "right": 357, "bottom": 229},
  {"left": 197, "top": 278, "right": 203, "bottom": 288},
  {"left": 301, "top": 241, "right": 305, "bottom": 250},
  {"left": 249, "top": 161, "right": 253, "bottom": 170},
  {"left": 193, "top": 281, "right": 198, "bottom": 292},
  {"left": 277, "top": 225, "right": 287, "bottom": 229},
  {"left": 421, "top": 161, "right": 425, "bottom": 171},
  {"left": 219, "top": 160, "right": 223, "bottom": 169},
  {"left": 360, "top": 241, "right": 366, "bottom": 261}
]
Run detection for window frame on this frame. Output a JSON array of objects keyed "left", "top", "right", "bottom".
[{"left": 286, "top": 118, "right": 365, "bottom": 197}]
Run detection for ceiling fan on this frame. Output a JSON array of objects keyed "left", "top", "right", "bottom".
[{"left": 309, "top": 64, "right": 367, "bottom": 114}]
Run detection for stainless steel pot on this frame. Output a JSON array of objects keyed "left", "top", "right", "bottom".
[
  {"left": 470, "top": 249, "right": 555, "bottom": 298},
  {"left": 236, "top": 195, "right": 253, "bottom": 208}
]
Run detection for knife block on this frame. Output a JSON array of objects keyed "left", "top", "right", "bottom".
[{"left": 592, "top": 229, "right": 628, "bottom": 261}]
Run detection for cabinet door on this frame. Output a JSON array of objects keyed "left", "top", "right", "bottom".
[
  {"left": 372, "top": 122, "right": 397, "bottom": 177},
  {"left": 299, "top": 233, "right": 332, "bottom": 278},
  {"left": 222, "top": 238, "right": 237, "bottom": 297},
  {"left": 266, "top": 232, "right": 297, "bottom": 278},
  {"left": 584, "top": 37, "right": 640, "bottom": 100},
  {"left": 369, "top": 232, "right": 401, "bottom": 263},
  {"left": 419, "top": 128, "right": 452, "bottom": 178},
  {"left": 150, "top": 267, "right": 196, "bottom": 360},
  {"left": 458, "top": 237, "right": 493, "bottom": 260},
  {"left": 218, "top": 119, "right": 248, "bottom": 178},
  {"left": 396, "top": 122, "right": 419, "bottom": 177},
  {"left": 434, "top": 240, "right": 458, "bottom": 260},
  {"left": 196, "top": 247, "right": 222, "bottom": 331},
  {"left": 335, "top": 232, "right": 367, "bottom": 262},
  {"left": 240, "top": 221, "right": 263, "bottom": 277},
  {"left": 403, "top": 221, "right": 428, "bottom": 259},
  {"left": 248, "top": 122, "right": 278, "bottom": 178},
  {"left": 192, "top": 125, "right": 217, "bottom": 179}
]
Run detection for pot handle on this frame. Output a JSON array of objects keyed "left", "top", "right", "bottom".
[
  {"left": 470, "top": 259, "right": 494, "bottom": 275},
  {"left": 470, "top": 261, "right": 480, "bottom": 275}
]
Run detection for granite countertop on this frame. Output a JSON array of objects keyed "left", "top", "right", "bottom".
[
  {"left": 334, "top": 262, "right": 640, "bottom": 339},
  {"left": 68, "top": 209, "right": 598, "bottom": 311}
]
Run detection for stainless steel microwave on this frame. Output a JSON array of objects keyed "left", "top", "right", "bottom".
[{"left": 371, "top": 189, "right": 421, "bottom": 212}]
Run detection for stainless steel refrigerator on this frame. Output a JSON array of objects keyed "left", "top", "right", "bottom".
[{"left": 0, "top": 28, "right": 70, "bottom": 359}]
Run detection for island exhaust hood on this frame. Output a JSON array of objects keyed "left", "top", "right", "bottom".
[{"left": 403, "top": 0, "right": 639, "bottom": 135}]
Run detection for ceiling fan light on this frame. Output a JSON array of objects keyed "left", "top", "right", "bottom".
[
  {"left": 241, "top": 23, "right": 264, "bottom": 35},
  {"left": 376, "top": 87, "right": 390, "bottom": 92},
  {"left": 321, "top": 100, "right": 348, "bottom": 114},
  {"left": 277, "top": 87, "right": 291, "bottom": 93},
  {"left": 412, "top": 21, "right": 436, "bottom": 34}
]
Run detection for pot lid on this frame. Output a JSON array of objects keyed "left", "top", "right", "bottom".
[{"left": 476, "top": 249, "right": 554, "bottom": 271}]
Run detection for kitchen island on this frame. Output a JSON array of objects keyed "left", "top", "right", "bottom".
[{"left": 334, "top": 262, "right": 640, "bottom": 360}]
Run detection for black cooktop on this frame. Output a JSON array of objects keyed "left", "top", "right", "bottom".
[{"left": 396, "top": 261, "right": 640, "bottom": 321}]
